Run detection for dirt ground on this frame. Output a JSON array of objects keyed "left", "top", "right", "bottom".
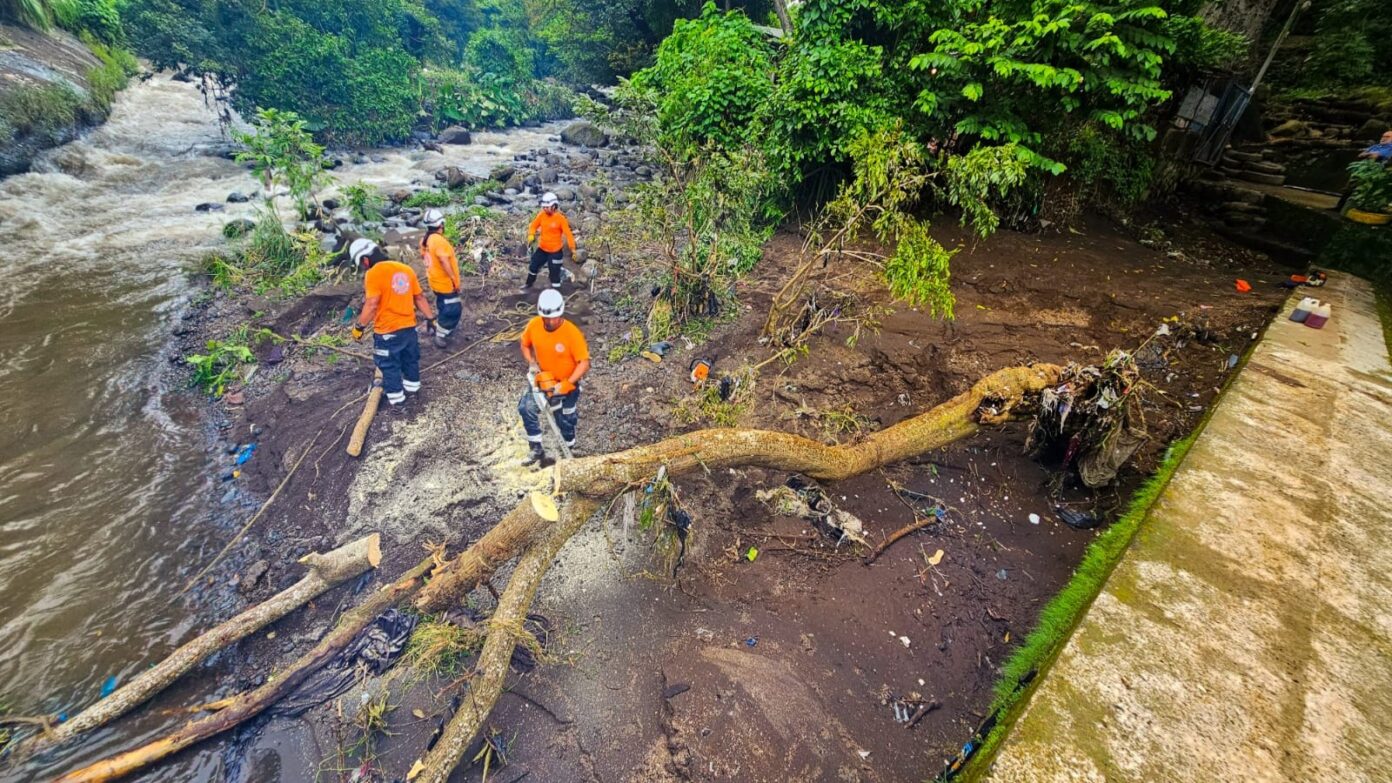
[{"left": 70, "top": 204, "right": 1287, "bottom": 783}]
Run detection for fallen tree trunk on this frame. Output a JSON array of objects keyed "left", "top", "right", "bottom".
[
  {"left": 17, "top": 534, "right": 381, "bottom": 760},
  {"left": 415, "top": 499, "right": 598, "bottom": 783},
  {"left": 416, "top": 363, "right": 1061, "bottom": 613},
  {"left": 347, "top": 370, "right": 384, "bottom": 457},
  {"left": 54, "top": 553, "right": 433, "bottom": 783}
]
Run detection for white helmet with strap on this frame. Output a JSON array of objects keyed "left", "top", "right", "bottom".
[
  {"left": 349, "top": 238, "right": 379, "bottom": 270},
  {"left": 423, "top": 208, "right": 445, "bottom": 228},
  {"left": 537, "top": 288, "right": 564, "bottom": 317},
  {"left": 540, "top": 192, "right": 558, "bottom": 208}
]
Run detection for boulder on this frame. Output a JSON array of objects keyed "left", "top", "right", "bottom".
[
  {"left": 505, "top": 171, "right": 528, "bottom": 191},
  {"left": 223, "top": 218, "right": 256, "bottom": 238},
  {"left": 389, "top": 189, "right": 413, "bottom": 204},
  {"left": 635, "top": 165, "right": 653, "bottom": 177},
  {"left": 539, "top": 167, "right": 559, "bottom": 184},
  {"left": 442, "top": 166, "right": 476, "bottom": 190},
  {"left": 322, "top": 197, "right": 341, "bottom": 210},
  {"left": 554, "top": 187, "right": 577, "bottom": 202},
  {"left": 489, "top": 164, "right": 517, "bottom": 182},
  {"left": 1356, "top": 118, "right": 1390, "bottom": 139},
  {"left": 226, "top": 191, "right": 251, "bottom": 203},
  {"left": 195, "top": 202, "right": 225, "bottom": 212},
  {"left": 1269, "top": 119, "right": 1308, "bottom": 138},
  {"left": 560, "top": 121, "right": 608, "bottom": 147},
  {"left": 438, "top": 125, "right": 473, "bottom": 144}
]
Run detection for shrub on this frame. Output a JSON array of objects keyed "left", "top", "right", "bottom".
[
  {"left": 186, "top": 337, "right": 255, "bottom": 396},
  {"left": 1346, "top": 159, "right": 1392, "bottom": 213},
  {"left": 343, "top": 182, "right": 385, "bottom": 223},
  {"left": 0, "top": 82, "right": 83, "bottom": 143}
]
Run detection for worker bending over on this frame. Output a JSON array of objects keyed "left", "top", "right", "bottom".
[
  {"left": 519, "top": 289, "right": 589, "bottom": 465},
  {"left": 523, "top": 191, "right": 576, "bottom": 292},
  {"left": 349, "top": 238, "right": 435, "bottom": 408},
  {"left": 420, "top": 208, "right": 462, "bottom": 349}
]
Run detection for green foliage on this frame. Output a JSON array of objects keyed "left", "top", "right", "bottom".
[
  {"left": 403, "top": 188, "right": 452, "bottom": 208},
  {"left": 1346, "top": 159, "right": 1392, "bottom": 213},
  {"left": 0, "top": 0, "right": 72, "bottom": 29},
  {"left": 1304, "top": 0, "right": 1392, "bottom": 89},
  {"left": 0, "top": 82, "right": 83, "bottom": 144},
  {"left": 533, "top": 0, "right": 725, "bottom": 83},
  {"left": 404, "top": 618, "right": 483, "bottom": 677},
  {"left": 1051, "top": 122, "right": 1158, "bottom": 214},
  {"left": 1320, "top": 223, "right": 1392, "bottom": 288},
  {"left": 631, "top": 3, "right": 775, "bottom": 157},
  {"left": 1160, "top": 14, "right": 1248, "bottom": 74},
  {"left": 342, "top": 182, "right": 385, "bottom": 223},
  {"left": 220, "top": 206, "right": 333, "bottom": 297},
  {"left": 186, "top": 335, "right": 255, "bottom": 396},
  {"left": 63, "top": 0, "right": 124, "bottom": 43},
  {"left": 83, "top": 39, "right": 139, "bottom": 113},
  {"left": 233, "top": 108, "right": 332, "bottom": 214}
]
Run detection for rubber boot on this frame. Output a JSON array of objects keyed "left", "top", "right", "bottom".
[
  {"left": 433, "top": 333, "right": 449, "bottom": 349},
  {"left": 521, "top": 442, "right": 546, "bottom": 467}
]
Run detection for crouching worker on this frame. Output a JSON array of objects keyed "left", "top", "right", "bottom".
[
  {"left": 420, "top": 208, "right": 462, "bottom": 349},
  {"left": 518, "top": 289, "right": 589, "bottom": 466},
  {"left": 349, "top": 238, "right": 436, "bottom": 408}
]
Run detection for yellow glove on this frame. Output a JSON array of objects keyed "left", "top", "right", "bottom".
[{"left": 351, "top": 325, "right": 365, "bottom": 341}]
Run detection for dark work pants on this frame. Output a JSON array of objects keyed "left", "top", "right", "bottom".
[
  {"left": 434, "top": 290, "right": 462, "bottom": 336},
  {"left": 518, "top": 384, "right": 579, "bottom": 446},
  {"left": 372, "top": 326, "right": 421, "bottom": 404},
  {"left": 526, "top": 248, "right": 564, "bottom": 288}
]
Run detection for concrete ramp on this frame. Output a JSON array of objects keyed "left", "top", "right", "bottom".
[{"left": 986, "top": 274, "right": 1392, "bottom": 782}]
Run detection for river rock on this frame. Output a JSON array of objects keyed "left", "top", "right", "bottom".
[
  {"left": 505, "top": 188, "right": 520, "bottom": 196},
  {"left": 438, "top": 125, "right": 473, "bottom": 144},
  {"left": 474, "top": 196, "right": 491, "bottom": 206},
  {"left": 561, "top": 121, "right": 608, "bottom": 147},
  {"left": 539, "top": 167, "right": 559, "bottom": 184},
  {"left": 635, "top": 165, "right": 653, "bottom": 177},
  {"left": 579, "top": 184, "right": 600, "bottom": 200},
  {"left": 223, "top": 218, "right": 256, "bottom": 237},
  {"left": 545, "top": 154, "right": 564, "bottom": 166},
  {"left": 195, "top": 202, "right": 225, "bottom": 212},
  {"left": 1270, "top": 119, "right": 1308, "bottom": 138},
  {"left": 239, "top": 560, "right": 270, "bottom": 592},
  {"left": 506, "top": 171, "right": 528, "bottom": 191},
  {"left": 554, "top": 186, "right": 577, "bottom": 202},
  {"left": 226, "top": 191, "right": 251, "bottom": 203},
  {"left": 440, "top": 166, "right": 476, "bottom": 189},
  {"left": 389, "top": 189, "right": 412, "bottom": 204},
  {"left": 489, "top": 164, "right": 516, "bottom": 182}
]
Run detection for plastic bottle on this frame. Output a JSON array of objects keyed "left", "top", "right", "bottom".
[
  {"left": 1304, "top": 302, "right": 1331, "bottom": 329},
  {"left": 1289, "top": 297, "right": 1319, "bottom": 323}
]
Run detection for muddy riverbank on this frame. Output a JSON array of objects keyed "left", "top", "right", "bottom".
[{"left": 4, "top": 74, "right": 1290, "bottom": 781}]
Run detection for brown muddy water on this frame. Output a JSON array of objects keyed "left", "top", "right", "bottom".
[{"left": 0, "top": 75, "right": 566, "bottom": 780}]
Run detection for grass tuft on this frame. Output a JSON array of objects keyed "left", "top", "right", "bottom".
[{"left": 404, "top": 618, "right": 484, "bottom": 678}]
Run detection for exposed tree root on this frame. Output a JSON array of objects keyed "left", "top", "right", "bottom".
[
  {"left": 53, "top": 554, "right": 433, "bottom": 783},
  {"left": 14, "top": 535, "right": 381, "bottom": 761}
]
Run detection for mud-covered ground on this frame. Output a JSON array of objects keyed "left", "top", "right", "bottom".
[{"left": 61, "top": 179, "right": 1287, "bottom": 782}]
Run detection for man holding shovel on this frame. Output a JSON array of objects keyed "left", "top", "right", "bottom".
[{"left": 518, "top": 289, "right": 589, "bottom": 466}]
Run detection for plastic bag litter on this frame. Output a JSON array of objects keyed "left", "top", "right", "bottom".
[
  {"left": 756, "top": 477, "right": 868, "bottom": 546},
  {"left": 269, "top": 609, "right": 417, "bottom": 718}
]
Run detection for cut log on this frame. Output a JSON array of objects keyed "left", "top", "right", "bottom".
[
  {"left": 414, "top": 499, "right": 598, "bottom": 783},
  {"left": 416, "top": 364, "right": 1060, "bottom": 608},
  {"left": 16, "top": 535, "right": 381, "bottom": 759},
  {"left": 54, "top": 553, "right": 432, "bottom": 783},
  {"left": 347, "top": 370, "right": 384, "bottom": 457}
]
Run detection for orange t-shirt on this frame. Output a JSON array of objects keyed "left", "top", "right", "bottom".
[
  {"left": 421, "top": 232, "right": 460, "bottom": 293},
  {"left": 521, "top": 316, "right": 589, "bottom": 379},
  {"left": 364, "top": 260, "right": 422, "bottom": 334},
  {"left": 527, "top": 210, "right": 576, "bottom": 253}
]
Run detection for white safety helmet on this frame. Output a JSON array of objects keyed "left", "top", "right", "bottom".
[
  {"left": 349, "top": 237, "right": 379, "bottom": 270},
  {"left": 537, "top": 288, "right": 565, "bottom": 317},
  {"left": 540, "top": 192, "right": 559, "bottom": 208},
  {"left": 423, "top": 208, "right": 445, "bottom": 228}
]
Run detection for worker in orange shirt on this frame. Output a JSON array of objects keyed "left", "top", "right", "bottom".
[
  {"left": 420, "top": 208, "right": 462, "bottom": 349},
  {"left": 348, "top": 238, "right": 436, "bottom": 408},
  {"left": 518, "top": 289, "right": 589, "bottom": 466},
  {"left": 523, "top": 191, "right": 576, "bottom": 292}
]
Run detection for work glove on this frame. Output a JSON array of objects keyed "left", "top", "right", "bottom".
[
  {"left": 423, "top": 318, "right": 438, "bottom": 335},
  {"left": 351, "top": 325, "right": 365, "bottom": 341},
  {"left": 527, "top": 237, "right": 538, "bottom": 254},
  {"left": 552, "top": 379, "right": 576, "bottom": 397}
]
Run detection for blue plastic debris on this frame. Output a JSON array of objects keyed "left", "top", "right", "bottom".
[
  {"left": 744, "top": 636, "right": 758, "bottom": 648},
  {"left": 934, "top": 506, "right": 947, "bottom": 520},
  {"left": 57, "top": 711, "right": 68, "bottom": 723},
  {"left": 235, "top": 443, "right": 257, "bottom": 466},
  {"left": 100, "top": 675, "right": 119, "bottom": 698}
]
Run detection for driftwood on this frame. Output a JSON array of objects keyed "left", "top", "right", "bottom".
[
  {"left": 16, "top": 535, "right": 381, "bottom": 760},
  {"left": 409, "top": 363, "right": 1063, "bottom": 779},
  {"left": 54, "top": 553, "right": 433, "bottom": 783},
  {"left": 347, "top": 370, "right": 384, "bottom": 457},
  {"left": 417, "top": 364, "right": 1061, "bottom": 613},
  {"left": 67, "top": 363, "right": 1062, "bottom": 782}
]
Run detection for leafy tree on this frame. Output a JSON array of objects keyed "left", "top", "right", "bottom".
[{"left": 233, "top": 108, "right": 333, "bottom": 214}]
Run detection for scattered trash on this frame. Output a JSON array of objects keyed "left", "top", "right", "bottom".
[
  {"left": 1290, "top": 296, "right": 1319, "bottom": 323},
  {"left": 662, "top": 683, "right": 691, "bottom": 699},
  {"left": 1027, "top": 351, "right": 1148, "bottom": 489},
  {"left": 694, "top": 627, "right": 714, "bottom": 642},
  {"left": 1055, "top": 506, "right": 1101, "bottom": 530},
  {"left": 746, "top": 546, "right": 759, "bottom": 562},
  {"left": 689, "top": 357, "right": 712, "bottom": 385},
  {"left": 1304, "top": 301, "right": 1331, "bottom": 329},
  {"left": 899, "top": 635, "right": 911, "bottom": 648},
  {"left": 858, "top": 750, "right": 871, "bottom": 760},
  {"left": 639, "top": 350, "right": 662, "bottom": 363},
  {"left": 648, "top": 341, "right": 673, "bottom": 357},
  {"left": 412, "top": 708, "right": 427, "bottom": 719},
  {"left": 995, "top": 569, "right": 1008, "bottom": 581},
  {"left": 756, "top": 477, "right": 870, "bottom": 546},
  {"left": 1027, "top": 513, "right": 1041, "bottom": 525},
  {"left": 234, "top": 443, "right": 256, "bottom": 466},
  {"left": 220, "top": 469, "right": 241, "bottom": 482},
  {"left": 927, "top": 549, "right": 944, "bottom": 566},
  {"left": 1234, "top": 279, "right": 1252, "bottom": 293},
  {"left": 270, "top": 609, "right": 417, "bottom": 718},
  {"left": 100, "top": 676, "right": 118, "bottom": 699},
  {"left": 744, "top": 636, "right": 758, "bottom": 648},
  {"left": 1225, "top": 354, "right": 1239, "bottom": 369}
]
